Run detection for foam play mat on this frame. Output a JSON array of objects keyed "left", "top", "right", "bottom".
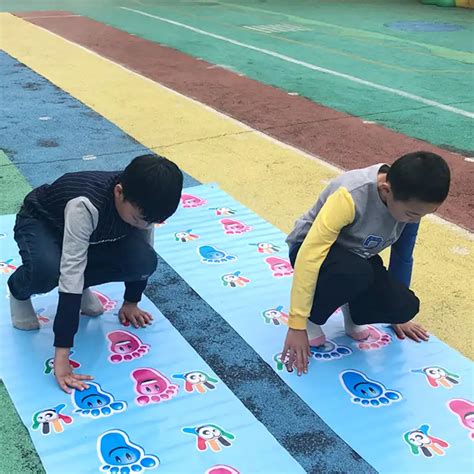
[
  {"left": 0, "top": 218, "right": 304, "bottom": 474},
  {"left": 1, "top": 184, "right": 473, "bottom": 473},
  {"left": 153, "top": 185, "right": 474, "bottom": 473}
]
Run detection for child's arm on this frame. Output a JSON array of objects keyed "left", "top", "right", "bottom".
[
  {"left": 283, "top": 188, "right": 356, "bottom": 375},
  {"left": 53, "top": 197, "right": 98, "bottom": 391}
]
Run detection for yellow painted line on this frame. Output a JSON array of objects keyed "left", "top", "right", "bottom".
[{"left": 1, "top": 14, "right": 472, "bottom": 357}]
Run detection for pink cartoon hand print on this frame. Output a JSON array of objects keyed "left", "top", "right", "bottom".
[
  {"left": 220, "top": 219, "right": 252, "bottom": 235},
  {"left": 357, "top": 326, "right": 392, "bottom": 351},
  {"left": 131, "top": 368, "right": 179, "bottom": 405},
  {"left": 32, "top": 403, "right": 73, "bottom": 436},
  {"left": 175, "top": 229, "right": 199, "bottom": 242},
  {"left": 107, "top": 330, "right": 150, "bottom": 364},
  {"left": 448, "top": 399, "right": 474, "bottom": 440},
  {"left": 0, "top": 258, "right": 16, "bottom": 274},
  {"left": 265, "top": 257, "right": 293, "bottom": 278},
  {"left": 181, "top": 194, "right": 207, "bottom": 208},
  {"left": 182, "top": 424, "right": 235, "bottom": 452},
  {"left": 250, "top": 242, "right": 280, "bottom": 254},
  {"left": 221, "top": 271, "right": 251, "bottom": 288},
  {"left": 210, "top": 207, "right": 236, "bottom": 216},
  {"left": 412, "top": 366, "right": 460, "bottom": 389}
]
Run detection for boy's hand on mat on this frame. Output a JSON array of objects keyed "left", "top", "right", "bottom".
[
  {"left": 282, "top": 328, "right": 311, "bottom": 376},
  {"left": 119, "top": 301, "right": 153, "bottom": 329},
  {"left": 54, "top": 348, "right": 93, "bottom": 394},
  {"left": 392, "top": 322, "right": 429, "bottom": 343}
]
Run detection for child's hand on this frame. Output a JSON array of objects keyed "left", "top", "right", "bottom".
[
  {"left": 54, "top": 348, "right": 93, "bottom": 394},
  {"left": 119, "top": 301, "right": 153, "bottom": 328},
  {"left": 392, "top": 321, "right": 429, "bottom": 342},
  {"left": 281, "top": 328, "right": 312, "bottom": 376}
]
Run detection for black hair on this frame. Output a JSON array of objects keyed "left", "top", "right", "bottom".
[
  {"left": 387, "top": 151, "right": 450, "bottom": 203},
  {"left": 120, "top": 154, "right": 183, "bottom": 223}
]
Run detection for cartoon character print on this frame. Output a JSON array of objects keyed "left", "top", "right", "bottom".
[
  {"left": 404, "top": 424, "right": 449, "bottom": 457},
  {"left": 32, "top": 404, "right": 73, "bottom": 435},
  {"left": 264, "top": 257, "right": 293, "bottom": 278},
  {"left": 310, "top": 339, "right": 352, "bottom": 361},
  {"left": 91, "top": 290, "right": 117, "bottom": 312},
  {"left": 411, "top": 366, "right": 460, "bottom": 389},
  {"left": 131, "top": 368, "right": 179, "bottom": 405},
  {"left": 206, "top": 466, "right": 240, "bottom": 474},
  {"left": 173, "top": 371, "right": 219, "bottom": 394},
  {"left": 340, "top": 370, "right": 402, "bottom": 407},
  {"left": 182, "top": 424, "right": 235, "bottom": 452},
  {"left": 447, "top": 399, "right": 474, "bottom": 440},
  {"left": 262, "top": 306, "right": 288, "bottom": 326},
  {"left": 175, "top": 229, "right": 199, "bottom": 242},
  {"left": 36, "top": 307, "right": 50, "bottom": 324},
  {"left": 198, "top": 245, "right": 237, "bottom": 264},
  {"left": 220, "top": 219, "right": 252, "bottom": 235},
  {"left": 221, "top": 271, "right": 250, "bottom": 288},
  {"left": 210, "top": 207, "right": 236, "bottom": 216},
  {"left": 356, "top": 326, "right": 392, "bottom": 351},
  {"left": 181, "top": 194, "right": 207, "bottom": 208},
  {"left": 107, "top": 330, "right": 150, "bottom": 364},
  {"left": 44, "top": 352, "right": 80, "bottom": 374},
  {"left": 97, "top": 429, "right": 159, "bottom": 473},
  {"left": 72, "top": 382, "right": 126, "bottom": 418},
  {"left": 273, "top": 352, "right": 295, "bottom": 372},
  {"left": 0, "top": 258, "right": 16, "bottom": 274},
  {"left": 250, "top": 242, "right": 280, "bottom": 254}
]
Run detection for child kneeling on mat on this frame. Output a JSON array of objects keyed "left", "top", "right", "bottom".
[
  {"left": 282, "top": 151, "right": 450, "bottom": 375},
  {"left": 8, "top": 154, "right": 183, "bottom": 392}
]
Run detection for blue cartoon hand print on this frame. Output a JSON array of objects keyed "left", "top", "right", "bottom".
[
  {"left": 198, "top": 245, "right": 237, "bottom": 264},
  {"left": 72, "top": 382, "right": 126, "bottom": 418},
  {"left": 97, "top": 429, "right": 159, "bottom": 474},
  {"left": 340, "top": 370, "right": 402, "bottom": 407},
  {"left": 310, "top": 339, "right": 352, "bottom": 361}
]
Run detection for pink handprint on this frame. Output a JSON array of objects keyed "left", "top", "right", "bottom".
[
  {"left": 181, "top": 194, "right": 207, "bottom": 208},
  {"left": 264, "top": 257, "right": 293, "bottom": 278},
  {"left": 357, "top": 326, "right": 392, "bottom": 351},
  {"left": 220, "top": 219, "right": 252, "bottom": 235},
  {"left": 131, "top": 368, "right": 179, "bottom": 405}
]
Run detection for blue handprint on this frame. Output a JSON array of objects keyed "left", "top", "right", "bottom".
[
  {"left": 72, "top": 382, "right": 126, "bottom": 418},
  {"left": 198, "top": 245, "right": 237, "bottom": 264},
  {"left": 310, "top": 339, "right": 352, "bottom": 361},
  {"left": 97, "top": 430, "right": 159, "bottom": 473},
  {"left": 340, "top": 370, "right": 402, "bottom": 407}
]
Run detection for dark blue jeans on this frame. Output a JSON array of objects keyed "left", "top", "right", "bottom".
[
  {"left": 289, "top": 243, "right": 419, "bottom": 326},
  {"left": 8, "top": 215, "right": 157, "bottom": 302}
]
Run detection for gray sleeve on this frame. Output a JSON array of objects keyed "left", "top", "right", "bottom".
[{"left": 58, "top": 197, "right": 99, "bottom": 294}]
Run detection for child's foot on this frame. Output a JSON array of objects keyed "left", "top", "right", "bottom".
[
  {"left": 80, "top": 288, "right": 104, "bottom": 317},
  {"left": 307, "top": 321, "right": 326, "bottom": 346},
  {"left": 342, "top": 303, "right": 370, "bottom": 340},
  {"left": 10, "top": 295, "right": 40, "bottom": 330}
]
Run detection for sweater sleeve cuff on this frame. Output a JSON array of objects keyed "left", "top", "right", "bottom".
[
  {"left": 53, "top": 292, "right": 82, "bottom": 348},
  {"left": 124, "top": 280, "right": 147, "bottom": 303},
  {"left": 288, "top": 314, "right": 308, "bottom": 330}
]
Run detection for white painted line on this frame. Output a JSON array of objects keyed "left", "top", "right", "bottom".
[
  {"left": 24, "top": 16, "right": 472, "bottom": 238},
  {"left": 82, "top": 154, "right": 97, "bottom": 161},
  {"left": 121, "top": 6, "right": 474, "bottom": 120},
  {"left": 38, "top": 116, "right": 52, "bottom": 120}
]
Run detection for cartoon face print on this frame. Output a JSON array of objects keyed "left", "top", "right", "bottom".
[
  {"left": 262, "top": 306, "right": 288, "bottom": 326},
  {"left": 107, "top": 330, "right": 150, "bottom": 364},
  {"left": 181, "top": 194, "right": 207, "bottom": 208},
  {"left": 220, "top": 219, "right": 252, "bottom": 235},
  {"left": 264, "top": 257, "right": 293, "bottom": 278},
  {"left": 310, "top": 339, "right": 352, "bottom": 361},
  {"left": 412, "top": 366, "right": 460, "bottom": 389},
  {"left": 250, "top": 242, "right": 280, "bottom": 254},
  {"left": 31, "top": 404, "right": 73, "bottom": 435},
  {"left": 182, "top": 424, "right": 235, "bottom": 452},
  {"left": 340, "top": 370, "right": 402, "bottom": 407},
  {"left": 447, "top": 399, "right": 474, "bottom": 439},
  {"left": 198, "top": 245, "right": 237, "bottom": 264},
  {"left": 221, "top": 271, "right": 251, "bottom": 288},
  {"left": 97, "top": 430, "right": 159, "bottom": 473},
  {"left": 210, "top": 207, "right": 236, "bottom": 216},
  {"left": 404, "top": 424, "right": 449, "bottom": 457},
  {"left": 72, "top": 382, "right": 126, "bottom": 418},
  {"left": 0, "top": 258, "right": 16, "bottom": 274},
  {"left": 175, "top": 229, "right": 199, "bottom": 242},
  {"left": 131, "top": 368, "right": 179, "bottom": 405},
  {"left": 173, "top": 371, "right": 219, "bottom": 394},
  {"left": 356, "top": 326, "right": 392, "bottom": 351}
]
